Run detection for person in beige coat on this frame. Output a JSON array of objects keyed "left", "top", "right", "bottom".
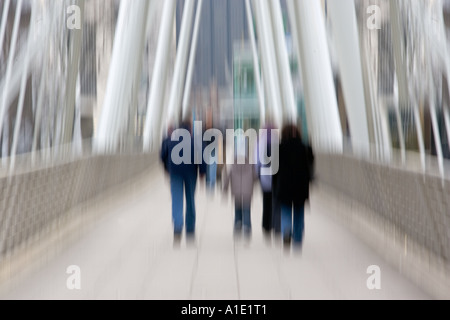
[{"left": 223, "top": 155, "right": 258, "bottom": 236}]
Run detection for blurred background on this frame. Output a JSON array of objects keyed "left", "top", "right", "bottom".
[
  {"left": 1, "top": 0, "right": 450, "bottom": 300},
  {"left": 2, "top": 0, "right": 450, "bottom": 169}
]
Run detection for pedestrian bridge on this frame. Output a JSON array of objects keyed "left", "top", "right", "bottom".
[
  {"left": 0, "top": 152, "right": 446, "bottom": 300},
  {"left": 2, "top": 0, "right": 450, "bottom": 300}
]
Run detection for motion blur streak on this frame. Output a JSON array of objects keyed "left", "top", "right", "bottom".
[{"left": 0, "top": 0, "right": 449, "bottom": 300}]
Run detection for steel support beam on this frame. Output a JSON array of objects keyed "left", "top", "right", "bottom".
[
  {"left": 61, "top": 0, "right": 85, "bottom": 146},
  {"left": 96, "top": 0, "right": 150, "bottom": 153},
  {"left": 390, "top": 0, "right": 425, "bottom": 170},
  {"left": 0, "top": 0, "right": 11, "bottom": 61},
  {"left": 252, "top": 0, "right": 282, "bottom": 126},
  {"left": 327, "top": 0, "right": 370, "bottom": 156},
  {"left": 143, "top": 0, "right": 176, "bottom": 151},
  {"left": 167, "top": 0, "right": 195, "bottom": 123},
  {"left": 268, "top": 0, "right": 297, "bottom": 122},
  {"left": 244, "top": 0, "right": 265, "bottom": 125},
  {"left": 0, "top": 0, "right": 23, "bottom": 155},
  {"left": 182, "top": 0, "right": 204, "bottom": 120},
  {"left": 10, "top": 1, "right": 38, "bottom": 168},
  {"left": 289, "top": 0, "right": 343, "bottom": 151}
]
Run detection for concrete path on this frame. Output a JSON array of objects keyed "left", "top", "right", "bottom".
[{"left": 0, "top": 166, "right": 429, "bottom": 300}]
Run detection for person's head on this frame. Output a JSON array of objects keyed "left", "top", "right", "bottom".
[
  {"left": 167, "top": 125, "right": 174, "bottom": 137},
  {"left": 168, "top": 117, "right": 180, "bottom": 134},
  {"left": 281, "top": 124, "right": 301, "bottom": 142},
  {"left": 165, "top": 117, "right": 179, "bottom": 137},
  {"left": 179, "top": 119, "right": 192, "bottom": 133}
]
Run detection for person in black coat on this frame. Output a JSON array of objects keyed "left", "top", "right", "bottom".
[
  {"left": 161, "top": 125, "right": 175, "bottom": 174},
  {"left": 273, "top": 124, "right": 314, "bottom": 247}
]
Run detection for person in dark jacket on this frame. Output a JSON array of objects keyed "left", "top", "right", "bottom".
[
  {"left": 273, "top": 124, "right": 314, "bottom": 247},
  {"left": 161, "top": 125, "right": 175, "bottom": 174},
  {"left": 255, "top": 124, "right": 281, "bottom": 237},
  {"left": 160, "top": 120, "right": 206, "bottom": 242}
]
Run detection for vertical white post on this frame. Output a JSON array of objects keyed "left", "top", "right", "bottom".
[
  {"left": 167, "top": 0, "right": 196, "bottom": 123},
  {"left": 129, "top": 0, "right": 154, "bottom": 139},
  {"left": 327, "top": 0, "right": 370, "bottom": 156},
  {"left": 61, "top": 0, "right": 85, "bottom": 146},
  {"left": 421, "top": 2, "right": 444, "bottom": 177},
  {"left": 31, "top": 63, "right": 48, "bottom": 155},
  {"left": 245, "top": 0, "right": 265, "bottom": 125},
  {"left": 360, "top": 13, "right": 393, "bottom": 162},
  {"left": 436, "top": 0, "right": 450, "bottom": 161},
  {"left": 143, "top": 0, "right": 176, "bottom": 151},
  {"left": 96, "top": 0, "right": 150, "bottom": 153},
  {"left": 444, "top": 108, "right": 450, "bottom": 151},
  {"left": 32, "top": 5, "right": 51, "bottom": 156},
  {"left": 290, "top": 0, "right": 343, "bottom": 151},
  {"left": 11, "top": 1, "right": 38, "bottom": 168},
  {"left": 95, "top": 0, "right": 130, "bottom": 152},
  {"left": 390, "top": 0, "right": 425, "bottom": 170},
  {"left": 429, "top": 91, "right": 444, "bottom": 177},
  {"left": 0, "top": 0, "right": 11, "bottom": 60},
  {"left": 0, "top": 0, "right": 23, "bottom": 156},
  {"left": 268, "top": 0, "right": 297, "bottom": 122},
  {"left": 287, "top": 0, "right": 308, "bottom": 130},
  {"left": 182, "top": 0, "right": 204, "bottom": 120},
  {"left": 252, "top": 0, "right": 282, "bottom": 127}
]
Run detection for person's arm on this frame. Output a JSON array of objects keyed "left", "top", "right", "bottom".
[
  {"left": 160, "top": 139, "right": 166, "bottom": 162},
  {"left": 160, "top": 139, "right": 169, "bottom": 173}
]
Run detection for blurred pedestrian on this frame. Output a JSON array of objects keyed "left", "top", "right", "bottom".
[
  {"left": 273, "top": 124, "right": 314, "bottom": 248},
  {"left": 256, "top": 124, "right": 281, "bottom": 238},
  {"left": 160, "top": 120, "right": 206, "bottom": 244},
  {"left": 223, "top": 138, "right": 258, "bottom": 237},
  {"left": 161, "top": 124, "right": 175, "bottom": 175}
]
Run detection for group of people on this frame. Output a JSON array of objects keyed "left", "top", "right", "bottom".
[{"left": 160, "top": 120, "right": 314, "bottom": 248}]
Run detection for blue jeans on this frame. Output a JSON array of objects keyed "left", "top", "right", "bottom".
[
  {"left": 206, "top": 162, "right": 217, "bottom": 190},
  {"left": 170, "top": 172, "right": 197, "bottom": 234},
  {"left": 235, "top": 202, "right": 251, "bottom": 233},
  {"left": 281, "top": 203, "right": 305, "bottom": 243}
]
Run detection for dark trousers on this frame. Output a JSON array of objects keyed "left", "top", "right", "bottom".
[
  {"left": 235, "top": 201, "right": 251, "bottom": 233},
  {"left": 281, "top": 203, "right": 305, "bottom": 243},
  {"left": 262, "top": 192, "right": 272, "bottom": 232},
  {"left": 262, "top": 191, "right": 281, "bottom": 234},
  {"left": 272, "top": 196, "right": 281, "bottom": 234},
  {"left": 170, "top": 171, "right": 197, "bottom": 234}
]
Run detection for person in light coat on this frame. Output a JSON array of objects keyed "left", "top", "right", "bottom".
[{"left": 223, "top": 140, "right": 258, "bottom": 236}]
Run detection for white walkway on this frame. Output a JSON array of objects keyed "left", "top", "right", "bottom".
[{"left": 0, "top": 165, "right": 429, "bottom": 300}]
